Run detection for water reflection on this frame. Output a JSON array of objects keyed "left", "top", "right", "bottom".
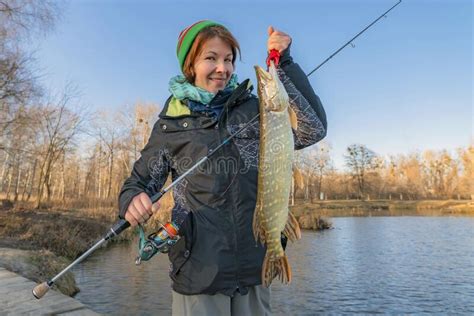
[{"left": 73, "top": 217, "right": 474, "bottom": 314}]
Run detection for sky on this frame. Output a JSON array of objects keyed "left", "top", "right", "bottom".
[{"left": 29, "top": 0, "right": 472, "bottom": 169}]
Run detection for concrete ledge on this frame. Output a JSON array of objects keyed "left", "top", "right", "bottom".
[{"left": 0, "top": 267, "right": 100, "bottom": 315}]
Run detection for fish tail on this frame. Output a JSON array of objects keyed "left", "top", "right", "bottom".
[
  {"left": 282, "top": 210, "right": 302, "bottom": 242},
  {"left": 262, "top": 252, "right": 292, "bottom": 287}
]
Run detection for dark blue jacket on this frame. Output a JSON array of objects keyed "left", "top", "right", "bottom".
[{"left": 118, "top": 50, "right": 327, "bottom": 296}]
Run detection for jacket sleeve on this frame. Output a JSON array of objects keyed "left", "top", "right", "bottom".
[
  {"left": 118, "top": 120, "right": 170, "bottom": 219},
  {"left": 277, "top": 45, "right": 327, "bottom": 150}
]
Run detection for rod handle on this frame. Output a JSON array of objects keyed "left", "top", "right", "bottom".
[
  {"left": 32, "top": 281, "right": 51, "bottom": 299},
  {"left": 104, "top": 219, "right": 130, "bottom": 240},
  {"left": 150, "top": 191, "right": 164, "bottom": 204}
]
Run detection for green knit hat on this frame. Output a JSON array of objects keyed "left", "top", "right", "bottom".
[{"left": 176, "top": 20, "right": 224, "bottom": 70}]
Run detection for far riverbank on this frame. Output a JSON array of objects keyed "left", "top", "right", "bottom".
[{"left": 291, "top": 199, "right": 474, "bottom": 218}]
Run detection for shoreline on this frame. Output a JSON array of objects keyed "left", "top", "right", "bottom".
[
  {"left": 0, "top": 199, "right": 472, "bottom": 296},
  {"left": 291, "top": 199, "right": 474, "bottom": 217}
]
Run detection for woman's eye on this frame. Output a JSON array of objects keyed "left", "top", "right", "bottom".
[
  {"left": 225, "top": 59, "right": 232, "bottom": 63},
  {"left": 205, "top": 56, "right": 215, "bottom": 61}
]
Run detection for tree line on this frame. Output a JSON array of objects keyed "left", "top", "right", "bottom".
[
  {"left": 294, "top": 142, "right": 472, "bottom": 201},
  {"left": 2, "top": 92, "right": 471, "bottom": 207}
]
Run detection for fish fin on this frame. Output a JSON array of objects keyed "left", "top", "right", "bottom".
[
  {"left": 253, "top": 202, "right": 266, "bottom": 244},
  {"left": 293, "top": 167, "right": 304, "bottom": 190},
  {"left": 252, "top": 203, "right": 260, "bottom": 242},
  {"left": 282, "top": 210, "right": 302, "bottom": 242},
  {"left": 288, "top": 107, "right": 298, "bottom": 130},
  {"left": 262, "top": 253, "right": 292, "bottom": 287}
]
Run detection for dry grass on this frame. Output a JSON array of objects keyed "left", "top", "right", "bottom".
[
  {"left": 0, "top": 208, "right": 113, "bottom": 259},
  {"left": 0, "top": 189, "right": 176, "bottom": 257}
]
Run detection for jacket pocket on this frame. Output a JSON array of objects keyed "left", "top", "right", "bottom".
[{"left": 168, "top": 237, "right": 191, "bottom": 281}]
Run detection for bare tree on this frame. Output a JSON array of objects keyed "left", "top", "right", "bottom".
[
  {"left": 0, "top": 1, "right": 59, "bottom": 41},
  {"left": 119, "top": 102, "right": 159, "bottom": 159},
  {"left": 344, "top": 144, "right": 379, "bottom": 199},
  {"left": 34, "top": 85, "right": 85, "bottom": 208},
  {"left": 92, "top": 112, "right": 124, "bottom": 199},
  {"left": 0, "top": 103, "right": 37, "bottom": 201},
  {"left": 294, "top": 142, "right": 333, "bottom": 201},
  {"left": 457, "top": 145, "right": 473, "bottom": 198},
  {"left": 309, "top": 142, "right": 333, "bottom": 200},
  {"left": 422, "top": 150, "right": 460, "bottom": 198},
  {"left": 0, "top": 0, "right": 60, "bottom": 138}
]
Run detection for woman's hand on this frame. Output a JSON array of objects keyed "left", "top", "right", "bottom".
[
  {"left": 267, "top": 26, "right": 292, "bottom": 53},
  {"left": 124, "top": 192, "right": 158, "bottom": 227}
]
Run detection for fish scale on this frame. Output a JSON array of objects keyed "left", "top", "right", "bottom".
[{"left": 253, "top": 61, "right": 301, "bottom": 287}]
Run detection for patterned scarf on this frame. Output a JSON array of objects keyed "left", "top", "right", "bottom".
[{"left": 168, "top": 74, "right": 239, "bottom": 105}]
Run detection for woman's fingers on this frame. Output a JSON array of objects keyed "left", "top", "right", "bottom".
[
  {"left": 125, "top": 205, "right": 139, "bottom": 227},
  {"left": 124, "top": 193, "right": 160, "bottom": 227},
  {"left": 126, "top": 195, "right": 148, "bottom": 226},
  {"left": 135, "top": 200, "right": 150, "bottom": 222},
  {"left": 268, "top": 25, "right": 274, "bottom": 36},
  {"left": 267, "top": 26, "right": 291, "bottom": 53},
  {"left": 138, "top": 193, "right": 153, "bottom": 216},
  {"left": 132, "top": 202, "right": 148, "bottom": 223}
]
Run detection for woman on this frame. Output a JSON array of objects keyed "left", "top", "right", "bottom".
[{"left": 118, "top": 20, "right": 327, "bottom": 315}]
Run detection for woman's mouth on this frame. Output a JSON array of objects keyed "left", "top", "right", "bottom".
[{"left": 209, "top": 77, "right": 226, "bottom": 83}]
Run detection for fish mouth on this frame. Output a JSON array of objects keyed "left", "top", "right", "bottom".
[{"left": 254, "top": 65, "right": 272, "bottom": 80}]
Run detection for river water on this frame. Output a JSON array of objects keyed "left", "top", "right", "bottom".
[{"left": 72, "top": 217, "right": 474, "bottom": 315}]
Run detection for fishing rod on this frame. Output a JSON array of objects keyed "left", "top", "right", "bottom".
[
  {"left": 32, "top": 0, "right": 402, "bottom": 299},
  {"left": 307, "top": 0, "right": 402, "bottom": 77}
]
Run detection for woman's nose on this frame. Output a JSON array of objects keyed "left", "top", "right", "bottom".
[{"left": 215, "top": 60, "right": 226, "bottom": 72}]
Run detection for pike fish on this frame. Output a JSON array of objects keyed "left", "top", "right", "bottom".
[{"left": 253, "top": 61, "right": 302, "bottom": 287}]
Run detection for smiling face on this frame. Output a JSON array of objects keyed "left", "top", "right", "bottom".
[{"left": 192, "top": 37, "right": 234, "bottom": 94}]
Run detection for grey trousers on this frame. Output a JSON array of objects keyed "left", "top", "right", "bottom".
[{"left": 171, "top": 286, "right": 272, "bottom": 316}]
